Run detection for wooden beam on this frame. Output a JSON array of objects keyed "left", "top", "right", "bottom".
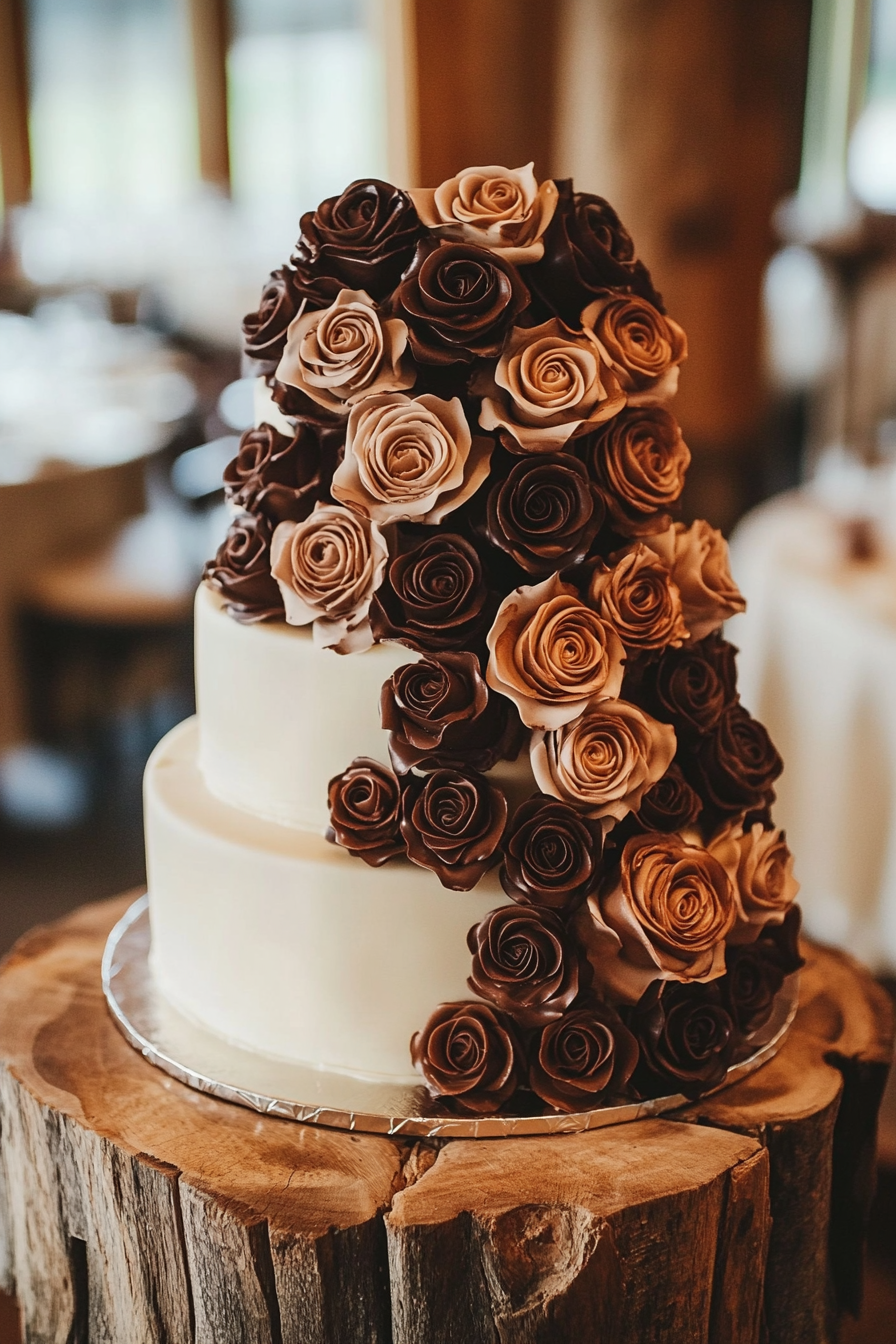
[
  {"left": 0, "top": 0, "right": 32, "bottom": 209},
  {"left": 187, "top": 0, "right": 231, "bottom": 194}
]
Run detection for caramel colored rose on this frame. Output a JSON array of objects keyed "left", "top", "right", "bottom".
[
  {"left": 585, "top": 295, "right": 687, "bottom": 404},
  {"left": 589, "top": 544, "right": 688, "bottom": 653},
  {"left": 331, "top": 392, "right": 492, "bottom": 525},
  {"left": 580, "top": 833, "right": 735, "bottom": 1003},
  {"left": 275, "top": 289, "right": 415, "bottom": 414},
  {"left": 530, "top": 699, "right": 676, "bottom": 822},
  {"left": 588, "top": 407, "right": 691, "bottom": 537},
  {"left": 479, "top": 319, "right": 625, "bottom": 453},
  {"left": 486, "top": 573, "right": 625, "bottom": 731},
  {"left": 645, "top": 521, "right": 745, "bottom": 640},
  {"left": 709, "top": 821, "right": 799, "bottom": 942},
  {"left": 270, "top": 503, "right": 388, "bottom": 653},
  {"left": 409, "top": 163, "right": 559, "bottom": 264}
]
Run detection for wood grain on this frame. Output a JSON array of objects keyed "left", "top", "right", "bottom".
[{"left": 0, "top": 897, "right": 891, "bottom": 1343}]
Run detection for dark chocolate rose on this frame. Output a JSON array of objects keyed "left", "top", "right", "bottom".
[
  {"left": 653, "top": 634, "right": 739, "bottom": 738},
  {"left": 689, "top": 705, "right": 783, "bottom": 821},
  {"left": 224, "top": 419, "right": 343, "bottom": 525},
  {"left": 294, "top": 179, "right": 424, "bottom": 300},
  {"left": 242, "top": 267, "right": 303, "bottom": 372},
  {"left": 586, "top": 407, "right": 690, "bottom": 537},
  {"left": 370, "top": 533, "right": 496, "bottom": 654},
  {"left": 527, "top": 179, "right": 664, "bottom": 325},
  {"left": 719, "top": 941, "right": 787, "bottom": 1036},
  {"left": 628, "top": 980, "right": 735, "bottom": 1100},
  {"left": 203, "top": 515, "right": 284, "bottom": 623},
  {"left": 467, "top": 905, "right": 581, "bottom": 1028},
  {"left": 485, "top": 454, "right": 605, "bottom": 576},
  {"left": 529, "top": 999, "right": 639, "bottom": 1112},
  {"left": 501, "top": 795, "right": 603, "bottom": 911},
  {"left": 411, "top": 1000, "right": 522, "bottom": 1113},
  {"left": 326, "top": 757, "right": 405, "bottom": 866},
  {"left": 636, "top": 765, "right": 702, "bottom": 832},
  {"left": 394, "top": 239, "right": 529, "bottom": 365},
  {"left": 381, "top": 651, "right": 523, "bottom": 774},
  {"left": 759, "top": 902, "right": 804, "bottom": 975},
  {"left": 401, "top": 767, "right": 507, "bottom": 890}
]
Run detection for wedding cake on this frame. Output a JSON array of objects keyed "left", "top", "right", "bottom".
[{"left": 145, "top": 165, "right": 801, "bottom": 1116}]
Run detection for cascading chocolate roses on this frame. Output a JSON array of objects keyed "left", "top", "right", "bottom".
[
  {"left": 644, "top": 521, "right": 746, "bottom": 640},
  {"left": 223, "top": 420, "right": 341, "bottom": 526},
  {"left": 709, "top": 820, "right": 799, "bottom": 941},
  {"left": 467, "top": 905, "right": 582, "bottom": 1028},
  {"left": 588, "top": 407, "right": 690, "bottom": 537},
  {"left": 688, "top": 704, "right": 783, "bottom": 821},
  {"left": 295, "top": 178, "right": 424, "bottom": 298},
  {"left": 529, "top": 999, "right": 639, "bottom": 1112},
  {"left": 326, "top": 757, "right": 404, "bottom": 865},
  {"left": 628, "top": 980, "right": 735, "bottom": 1099},
  {"left": 400, "top": 767, "right": 507, "bottom": 890},
  {"left": 485, "top": 453, "right": 605, "bottom": 576},
  {"left": 651, "top": 634, "right": 739, "bottom": 739},
  {"left": 411, "top": 1001, "right": 523, "bottom": 1113},
  {"left": 409, "top": 163, "right": 559, "bottom": 264},
  {"left": 370, "top": 533, "right": 496, "bottom": 653},
  {"left": 636, "top": 765, "right": 702, "bottom": 833},
  {"left": 381, "top": 650, "right": 523, "bottom": 773},
  {"left": 203, "top": 514, "right": 284, "bottom": 623},
  {"left": 501, "top": 795, "right": 603, "bottom": 911},
  {"left": 242, "top": 266, "right": 305, "bottom": 372},
  {"left": 585, "top": 295, "right": 687, "bottom": 405},
  {"left": 589, "top": 544, "right": 688, "bottom": 653}
]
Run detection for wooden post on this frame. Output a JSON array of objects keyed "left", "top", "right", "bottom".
[
  {"left": 0, "top": 0, "right": 31, "bottom": 209},
  {"left": 0, "top": 895, "right": 891, "bottom": 1342},
  {"left": 187, "top": 0, "right": 231, "bottom": 194}
]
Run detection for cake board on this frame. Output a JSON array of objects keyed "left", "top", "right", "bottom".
[{"left": 0, "top": 893, "right": 892, "bottom": 1344}]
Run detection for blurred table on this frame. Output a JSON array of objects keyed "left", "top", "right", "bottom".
[{"left": 729, "top": 489, "right": 896, "bottom": 975}]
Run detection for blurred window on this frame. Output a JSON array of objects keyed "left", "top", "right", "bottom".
[{"left": 849, "top": 0, "right": 896, "bottom": 210}]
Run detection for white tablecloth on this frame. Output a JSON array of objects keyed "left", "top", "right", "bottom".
[{"left": 729, "top": 492, "right": 896, "bottom": 974}]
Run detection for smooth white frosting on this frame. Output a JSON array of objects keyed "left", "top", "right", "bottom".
[
  {"left": 147, "top": 718, "right": 501, "bottom": 1080},
  {"left": 196, "top": 582, "right": 417, "bottom": 831}
]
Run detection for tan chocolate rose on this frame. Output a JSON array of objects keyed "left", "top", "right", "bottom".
[
  {"left": 709, "top": 820, "right": 799, "bottom": 943},
  {"left": 530, "top": 699, "right": 676, "bottom": 822},
  {"left": 478, "top": 319, "right": 625, "bottom": 453},
  {"left": 486, "top": 573, "right": 625, "bottom": 731},
  {"left": 409, "top": 163, "right": 558, "bottom": 264},
  {"left": 644, "top": 520, "right": 746, "bottom": 640},
  {"left": 575, "top": 832, "right": 736, "bottom": 1002},
  {"left": 589, "top": 544, "right": 688, "bottom": 652},
  {"left": 275, "top": 288, "right": 415, "bottom": 414},
  {"left": 270, "top": 503, "right": 388, "bottom": 653},
  {"left": 331, "top": 392, "right": 492, "bottom": 525},
  {"left": 584, "top": 295, "right": 687, "bottom": 404}
]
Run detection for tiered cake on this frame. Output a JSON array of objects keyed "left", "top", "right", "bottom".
[{"left": 146, "top": 165, "right": 801, "bottom": 1114}]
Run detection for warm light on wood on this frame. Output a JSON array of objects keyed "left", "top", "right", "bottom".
[
  {"left": 187, "top": 0, "right": 231, "bottom": 194},
  {"left": 0, "top": 0, "right": 31, "bottom": 209}
]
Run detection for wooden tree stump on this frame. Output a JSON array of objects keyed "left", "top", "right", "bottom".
[{"left": 0, "top": 895, "right": 891, "bottom": 1344}]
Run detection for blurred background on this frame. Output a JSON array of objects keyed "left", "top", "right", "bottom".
[{"left": 0, "top": 1, "right": 895, "bottom": 1338}]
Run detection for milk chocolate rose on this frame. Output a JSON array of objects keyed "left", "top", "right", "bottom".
[
  {"left": 331, "top": 392, "right": 492, "bottom": 525},
  {"left": 689, "top": 705, "right": 783, "bottom": 820},
  {"left": 370, "top": 533, "right": 495, "bottom": 653},
  {"left": 529, "top": 999, "right": 639, "bottom": 1111},
  {"left": 485, "top": 454, "right": 605, "bottom": 576},
  {"left": 270, "top": 503, "right": 388, "bottom": 653},
  {"left": 583, "top": 833, "right": 735, "bottom": 1003},
  {"left": 531, "top": 700, "right": 676, "bottom": 823},
  {"left": 381, "top": 651, "right": 523, "bottom": 773},
  {"left": 395, "top": 239, "right": 530, "bottom": 364},
  {"left": 242, "top": 267, "right": 305, "bottom": 372},
  {"left": 275, "top": 289, "right": 415, "bottom": 414},
  {"left": 652, "top": 634, "right": 739, "bottom": 739},
  {"left": 628, "top": 981, "right": 735, "bottom": 1099},
  {"left": 409, "top": 163, "right": 558, "bottom": 265},
  {"left": 411, "top": 1001, "right": 522, "bottom": 1113},
  {"left": 479, "top": 319, "right": 625, "bottom": 453},
  {"left": 645, "top": 521, "right": 746, "bottom": 640},
  {"left": 589, "top": 544, "right": 688, "bottom": 653},
  {"left": 586, "top": 295, "right": 687, "bottom": 405},
  {"left": 401, "top": 767, "right": 507, "bottom": 890},
  {"left": 295, "top": 179, "right": 424, "bottom": 299},
  {"left": 224, "top": 419, "right": 341, "bottom": 526},
  {"left": 588, "top": 408, "right": 691, "bottom": 537},
  {"left": 467, "top": 905, "right": 581, "bottom": 1028},
  {"left": 486, "top": 574, "right": 625, "bottom": 731},
  {"left": 527, "top": 181, "right": 664, "bottom": 325},
  {"left": 501, "top": 795, "right": 603, "bottom": 911},
  {"left": 709, "top": 820, "right": 799, "bottom": 942},
  {"left": 326, "top": 757, "right": 404, "bottom": 865},
  {"left": 203, "top": 515, "right": 284, "bottom": 624},
  {"left": 636, "top": 765, "right": 702, "bottom": 833}
]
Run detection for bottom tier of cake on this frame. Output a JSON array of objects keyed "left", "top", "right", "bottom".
[{"left": 145, "top": 718, "right": 502, "bottom": 1082}]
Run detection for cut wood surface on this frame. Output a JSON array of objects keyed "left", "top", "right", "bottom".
[{"left": 0, "top": 895, "right": 891, "bottom": 1344}]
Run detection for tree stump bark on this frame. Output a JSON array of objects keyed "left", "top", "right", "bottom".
[{"left": 0, "top": 895, "right": 891, "bottom": 1344}]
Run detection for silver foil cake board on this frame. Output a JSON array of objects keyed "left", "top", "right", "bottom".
[{"left": 103, "top": 894, "right": 799, "bottom": 1140}]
